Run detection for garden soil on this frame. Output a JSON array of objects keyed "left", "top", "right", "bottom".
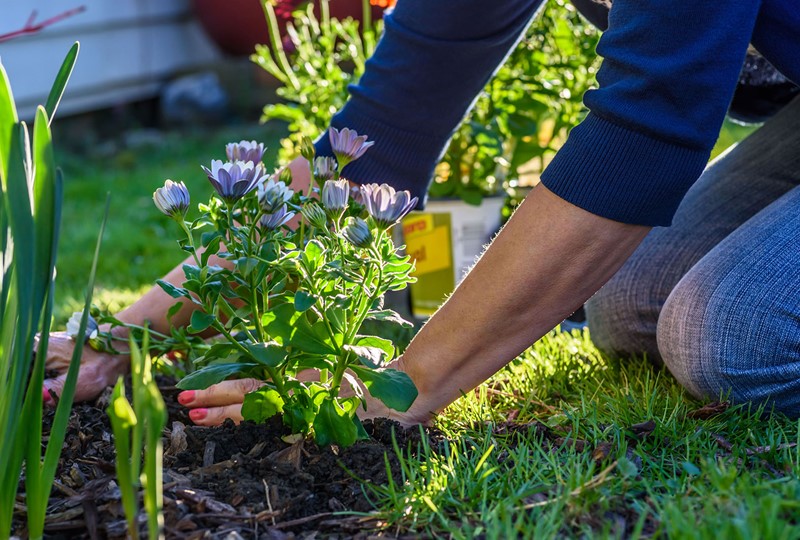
[{"left": 12, "top": 376, "right": 437, "bottom": 539}]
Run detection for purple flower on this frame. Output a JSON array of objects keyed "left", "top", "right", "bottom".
[
  {"left": 259, "top": 204, "right": 295, "bottom": 231},
  {"left": 321, "top": 179, "right": 350, "bottom": 217},
  {"left": 258, "top": 177, "right": 294, "bottom": 213},
  {"left": 342, "top": 217, "right": 373, "bottom": 248},
  {"left": 360, "top": 183, "right": 418, "bottom": 229},
  {"left": 153, "top": 179, "right": 190, "bottom": 218},
  {"left": 202, "top": 160, "right": 266, "bottom": 204},
  {"left": 226, "top": 140, "right": 265, "bottom": 164},
  {"left": 329, "top": 127, "right": 374, "bottom": 168},
  {"left": 313, "top": 156, "right": 338, "bottom": 183}
]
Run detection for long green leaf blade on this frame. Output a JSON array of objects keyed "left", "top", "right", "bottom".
[
  {"left": 40, "top": 194, "right": 110, "bottom": 503},
  {"left": 44, "top": 42, "right": 79, "bottom": 124}
]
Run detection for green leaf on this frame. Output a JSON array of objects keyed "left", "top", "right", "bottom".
[
  {"left": 313, "top": 398, "right": 357, "bottom": 447},
  {"left": 235, "top": 256, "right": 260, "bottom": 277},
  {"left": 303, "top": 238, "right": 324, "bottom": 272},
  {"left": 292, "top": 318, "right": 339, "bottom": 355},
  {"left": 177, "top": 363, "right": 258, "bottom": 390},
  {"left": 294, "top": 290, "right": 317, "bottom": 312},
  {"left": 243, "top": 341, "right": 287, "bottom": 367},
  {"left": 282, "top": 394, "right": 315, "bottom": 434},
  {"left": 44, "top": 42, "right": 79, "bottom": 124},
  {"left": 262, "top": 302, "right": 299, "bottom": 345},
  {"left": 355, "top": 335, "right": 395, "bottom": 361},
  {"left": 0, "top": 62, "right": 19, "bottom": 181},
  {"left": 349, "top": 367, "right": 418, "bottom": 412},
  {"left": 241, "top": 387, "right": 284, "bottom": 423},
  {"left": 166, "top": 301, "right": 183, "bottom": 322},
  {"left": 156, "top": 279, "right": 190, "bottom": 299},
  {"left": 188, "top": 311, "right": 215, "bottom": 333},
  {"left": 202, "top": 342, "right": 238, "bottom": 362},
  {"left": 343, "top": 344, "right": 387, "bottom": 369}
]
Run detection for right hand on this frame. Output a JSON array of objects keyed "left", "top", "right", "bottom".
[{"left": 38, "top": 331, "right": 129, "bottom": 405}]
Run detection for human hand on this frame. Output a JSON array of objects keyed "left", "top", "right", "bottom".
[
  {"left": 39, "top": 331, "right": 129, "bottom": 405},
  {"left": 178, "top": 360, "right": 432, "bottom": 428}
]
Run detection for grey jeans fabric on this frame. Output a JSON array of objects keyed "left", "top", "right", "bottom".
[{"left": 585, "top": 96, "right": 800, "bottom": 416}]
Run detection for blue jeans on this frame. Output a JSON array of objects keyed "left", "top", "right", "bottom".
[{"left": 586, "top": 96, "right": 800, "bottom": 416}]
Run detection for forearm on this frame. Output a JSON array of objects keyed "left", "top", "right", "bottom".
[{"left": 400, "top": 185, "right": 650, "bottom": 417}]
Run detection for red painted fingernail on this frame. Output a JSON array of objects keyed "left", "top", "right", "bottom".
[
  {"left": 43, "top": 387, "right": 53, "bottom": 403},
  {"left": 177, "top": 390, "right": 195, "bottom": 405},
  {"left": 189, "top": 408, "right": 208, "bottom": 421}
]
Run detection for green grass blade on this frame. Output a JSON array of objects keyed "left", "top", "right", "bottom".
[
  {"left": 44, "top": 43, "right": 79, "bottom": 125},
  {"left": 39, "top": 194, "right": 110, "bottom": 502}
]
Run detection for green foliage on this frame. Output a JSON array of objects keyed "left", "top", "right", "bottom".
[
  {"left": 432, "top": 0, "right": 600, "bottom": 205},
  {"left": 252, "top": 0, "right": 380, "bottom": 162},
  {"left": 0, "top": 43, "right": 100, "bottom": 540},
  {"left": 107, "top": 333, "right": 167, "bottom": 540},
  {"left": 254, "top": 0, "right": 599, "bottom": 205},
  {"left": 147, "top": 140, "right": 419, "bottom": 447}
]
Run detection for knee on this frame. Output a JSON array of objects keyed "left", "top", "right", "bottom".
[
  {"left": 586, "top": 271, "right": 662, "bottom": 361},
  {"left": 658, "top": 271, "right": 800, "bottom": 417}
]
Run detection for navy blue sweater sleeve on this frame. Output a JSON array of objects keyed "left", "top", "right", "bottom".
[
  {"left": 541, "top": 0, "right": 762, "bottom": 225},
  {"left": 314, "top": 0, "right": 544, "bottom": 205}
]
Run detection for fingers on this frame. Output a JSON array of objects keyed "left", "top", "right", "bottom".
[
  {"left": 188, "top": 403, "right": 244, "bottom": 426},
  {"left": 43, "top": 360, "right": 114, "bottom": 406},
  {"left": 178, "top": 378, "right": 264, "bottom": 409}
]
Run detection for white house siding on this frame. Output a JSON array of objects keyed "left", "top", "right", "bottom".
[{"left": 0, "top": 0, "right": 221, "bottom": 119}]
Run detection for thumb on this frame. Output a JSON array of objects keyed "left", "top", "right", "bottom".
[{"left": 42, "top": 375, "right": 65, "bottom": 407}]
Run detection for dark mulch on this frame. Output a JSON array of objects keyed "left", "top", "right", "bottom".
[{"left": 12, "top": 376, "right": 439, "bottom": 539}]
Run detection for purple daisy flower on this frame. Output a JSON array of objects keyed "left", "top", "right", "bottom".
[
  {"left": 259, "top": 204, "right": 295, "bottom": 231},
  {"left": 202, "top": 160, "right": 266, "bottom": 204},
  {"left": 225, "top": 140, "right": 266, "bottom": 164},
  {"left": 329, "top": 127, "right": 374, "bottom": 168},
  {"left": 360, "top": 183, "right": 418, "bottom": 229}
]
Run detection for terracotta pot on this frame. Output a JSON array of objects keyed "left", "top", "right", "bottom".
[{"left": 193, "top": 0, "right": 384, "bottom": 57}]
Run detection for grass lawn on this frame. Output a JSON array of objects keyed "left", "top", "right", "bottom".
[{"left": 52, "top": 118, "right": 798, "bottom": 538}]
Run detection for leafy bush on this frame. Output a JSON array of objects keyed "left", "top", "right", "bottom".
[
  {"left": 142, "top": 132, "right": 418, "bottom": 447},
  {"left": 254, "top": 0, "right": 599, "bottom": 205}
]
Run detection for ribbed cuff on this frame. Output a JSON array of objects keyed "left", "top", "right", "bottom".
[
  {"left": 314, "top": 107, "right": 451, "bottom": 209},
  {"left": 540, "top": 113, "right": 711, "bottom": 226}
]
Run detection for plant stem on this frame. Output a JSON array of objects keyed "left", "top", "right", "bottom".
[
  {"left": 178, "top": 219, "right": 201, "bottom": 267},
  {"left": 212, "top": 321, "right": 288, "bottom": 398}
]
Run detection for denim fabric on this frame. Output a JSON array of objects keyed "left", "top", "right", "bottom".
[{"left": 585, "top": 96, "right": 800, "bottom": 415}]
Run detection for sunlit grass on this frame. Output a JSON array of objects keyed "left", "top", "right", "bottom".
[{"left": 369, "top": 329, "right": 800, "bottom": 538}]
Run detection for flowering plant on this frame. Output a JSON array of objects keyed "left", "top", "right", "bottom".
[{"left": 153, "top": 128, "right": 418, "bottom": 446}]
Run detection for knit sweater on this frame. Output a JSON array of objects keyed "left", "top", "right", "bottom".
[{"left": 314, "top": 0, "right": 800, "bottom": 226}]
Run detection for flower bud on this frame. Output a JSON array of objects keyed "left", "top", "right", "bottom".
[
  {"left": 321, "top": 179, "right": 350, "bottom": 217},
  {"left": 342, "top": 217, "right": 373, "bottom": 248},
  {"left": 300, "top": 136, "right": 316, "bottom": 163},
  {"left": 153, "top": 179, "right": 190, "bottom": 218},
  {"left": 301, "top": 202, "right": 329, "bottom": 229}
]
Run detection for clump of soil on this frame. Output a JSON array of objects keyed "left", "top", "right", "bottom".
[{"left": 13, "top": 376, "right": 441, "bottom": 539}]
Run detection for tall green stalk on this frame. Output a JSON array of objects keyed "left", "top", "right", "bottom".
[{"left": 0, "top": 43, "right": 101, "bottom": 540}]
